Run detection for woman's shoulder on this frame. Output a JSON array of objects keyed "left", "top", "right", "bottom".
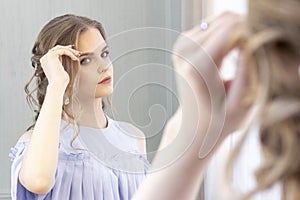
[
  {"left": 126, "top": 124, "right": 147, "bottom": 156},
  {"left": 109, "top": 117, "right": 144, "bottom": 137},
  {"left": 9, "top": 130, "right": 32, "bottom": 161},
  {"left": 109, "top": 117, "right": 147, "bottom": 155},
  {"left": 17, "top": 130, "right": 33, "bottom": 142}
]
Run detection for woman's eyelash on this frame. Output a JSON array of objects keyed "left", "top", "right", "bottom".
[
  {"left": 101, "top": 50, "right": 109, "bottom": 58},
  {"left": 80, "top": 57, "right": 91, "bottom": 65},
  {"left": 80, "top": 51, "right": 109, "bottom": 65}
]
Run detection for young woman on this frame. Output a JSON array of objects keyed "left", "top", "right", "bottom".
[
  {"left": 10, "top": 15, "right": 149, "bottom": 200},
  {"left": 11, "top": 0, "right": 300, "bottom": 199}
]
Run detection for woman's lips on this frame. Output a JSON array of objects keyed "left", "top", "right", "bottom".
[{"left": 98, "top": 76, "right": 112, "bottom": 84}]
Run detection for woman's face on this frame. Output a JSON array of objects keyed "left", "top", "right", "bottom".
[{"left": 77, "top": 27, "right": 113, "bottom": 99}]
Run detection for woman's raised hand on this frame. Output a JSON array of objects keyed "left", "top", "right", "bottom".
[
  {"left": 172, "top": 12, "right": 249, "bottom": 152},
  {"left": 40, "top": 45, "right": 80, "bottom": 88}
]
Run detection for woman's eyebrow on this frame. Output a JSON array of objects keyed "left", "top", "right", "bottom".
[
  {"left": 79, "top": 52, "right": 94, "bottom": 57},
  {"left": 79, "top": 45, "right": 109, "bottom": 57},
  {"left": 102, "top": 45, "right": 109, "bottom": 51}
]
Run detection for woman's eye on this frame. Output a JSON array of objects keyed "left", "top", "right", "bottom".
[
  {"left": 101, "top": 50, "right": 109, "bottom": 58},
  {"left": 80, "top": 57, "right": 91, "bottom": 65}
]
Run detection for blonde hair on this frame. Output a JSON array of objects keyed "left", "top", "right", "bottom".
[
  {"left": 25, "top": 14, "right": 107, "bottom": 139},
  {"left": 224, "top": 0, "right": 300, "bottom": 199}
]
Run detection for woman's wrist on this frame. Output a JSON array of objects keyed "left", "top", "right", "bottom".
[{"left": 46, "top": 82, "right": 67, "bottom": 97}]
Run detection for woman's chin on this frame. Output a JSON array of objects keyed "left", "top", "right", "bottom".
[{"left": 95, "top": 87, "right": 113, "bottom": 98}]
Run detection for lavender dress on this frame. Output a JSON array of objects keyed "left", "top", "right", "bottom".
[{"left": 10, "top": 116, "right": 150, "bottom": 200}]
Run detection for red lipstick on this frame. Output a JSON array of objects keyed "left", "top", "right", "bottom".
[{"left": 98, "top": 76, "right": 112, "bottom": 84}]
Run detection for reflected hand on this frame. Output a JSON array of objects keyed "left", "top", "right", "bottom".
[{"left": 172, "top": 12, "right": 249, "bottom": 148}]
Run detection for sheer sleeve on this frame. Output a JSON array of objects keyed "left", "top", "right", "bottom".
[{"left": 10, "top": 141, "right": 47, "bottom": 200}]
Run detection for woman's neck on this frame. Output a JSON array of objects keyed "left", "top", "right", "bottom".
[{"left": 63, "top": 98, "right": 108, "bottom": 129}]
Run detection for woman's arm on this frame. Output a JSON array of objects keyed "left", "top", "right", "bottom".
[
  {"left": 133, "top": 12, "right": 249, "bottom": 200},
  {"left": 133, "top": 108, "right": 213, "bottom": 200},
  {"left": 18, "top": 45, "right": 80, "bottom": 194}
]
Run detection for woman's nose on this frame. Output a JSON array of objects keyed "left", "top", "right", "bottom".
[{"left": 97, "top": 64, "right": 111, "bottom": 74}]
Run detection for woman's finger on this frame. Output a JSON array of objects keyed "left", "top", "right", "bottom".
[
  {"left": 48, "top": 48, "right": 80, "bottom": 61},
  {"left": 187, "top": 12, "right": 243, "bottom": 43},
  {"left": 49, "top": 45, "right": 80, "bottom": 57},
  {"left": 183, "top": 14, "right": 221, "bottom": 37}
]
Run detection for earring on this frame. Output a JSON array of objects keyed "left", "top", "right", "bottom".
[
  {"left": 64, "top": 97, "right": 70, "bottom": 105},
  {"left": 298, "top": 64, "right": 300, "bottom": 77},
  {"left": 34, "top": 64, "right": 41, "bottom": 77}
]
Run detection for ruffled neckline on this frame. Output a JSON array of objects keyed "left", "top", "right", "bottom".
[{"left": 61, "top": 115, "right": 113, "bottom": 132}]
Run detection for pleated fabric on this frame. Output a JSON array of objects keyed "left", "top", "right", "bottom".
[{"left": 10, "top": 116, "right": 150, "bottom": 200}]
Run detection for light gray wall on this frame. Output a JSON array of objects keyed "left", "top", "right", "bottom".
[{"left": 0, "top": 0, "right": 182, "bottom": 199}]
